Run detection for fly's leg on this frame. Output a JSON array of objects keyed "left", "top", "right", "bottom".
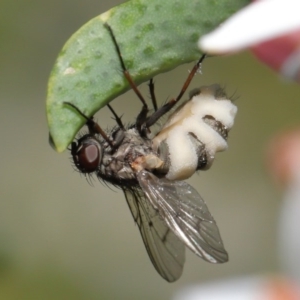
[
  {"left": 64, "top": 102, "right": 115, "bottom": 148},
  {"left": 106, "top": 103, "right": 126, "bottom": 147},
  {"left": 107, "top": 103, "right": 124, "bottom": 130},
  {"left": 145, "top": 54, "right": 206, "bottom": 127},
  {"left": 104, "top": 23, "right": 206, "bottom": 133},
  {"left": 148, "top": 78, "right": 158, "bottom": 111},
  {"left": 65, "top": 102, "right": 125, "bottom": 151},
  {"left": 104, "top": 23, "right": 149, "bottom": 133}
]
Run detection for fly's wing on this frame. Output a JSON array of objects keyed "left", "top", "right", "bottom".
[
  {"left": 137, "top": 170, "right": 228, "bottom": 263},
  {"left": 122, "top": 187, "right": 185, "bottom": 282}
]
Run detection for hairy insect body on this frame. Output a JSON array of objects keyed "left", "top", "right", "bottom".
[
  {"left": 79, "top": 85, "right": 237, "bottom": 186},
  {"left": 70, "top": 82, "right": 237, "bottom": 282},
  {"left": 98, "top": 128, "right": 156, "bottom": 186},
  {"left": 67, "top": 25, "right": 238, "bottom": 281},
  {"left": 153, "top": 85, "right": 237, "bottom": 180}
]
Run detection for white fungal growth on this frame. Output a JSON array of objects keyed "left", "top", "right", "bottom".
[{"left": 152, "top": 84, "right": 237, "bottom": 181}]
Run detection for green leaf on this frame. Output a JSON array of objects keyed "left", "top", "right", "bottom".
[{"left": 47, "top": 0, "right": 249, "bottom": 152}]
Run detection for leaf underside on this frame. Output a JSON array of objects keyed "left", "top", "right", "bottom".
[{"left": 46, "top": 0, "right": 248, "bottom": 152}]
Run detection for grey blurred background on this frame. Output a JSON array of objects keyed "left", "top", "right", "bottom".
[{"left": 1, "top": 0, "right": 300, "bottom": 299}]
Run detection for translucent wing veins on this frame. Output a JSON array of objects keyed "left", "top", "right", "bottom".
[
  {"left": 137, "top": 170, "right": 228, "bottom": 264},
  {"left": 122, "top": 187, "right": 185, "bottom": 282}
]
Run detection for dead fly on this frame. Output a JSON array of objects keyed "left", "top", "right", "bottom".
[{"left": 65, "top": 23, "right": 237, "bottom": 282}]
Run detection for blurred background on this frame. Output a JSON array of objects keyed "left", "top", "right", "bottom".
[{"left": 1, "top": 0, "right": 300, "bottom": 299}]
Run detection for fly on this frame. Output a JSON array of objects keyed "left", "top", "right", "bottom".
[{"left": 65, "top": 23, "right": 237, "bottom": 282}]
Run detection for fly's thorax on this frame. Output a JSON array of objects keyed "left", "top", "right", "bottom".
[
  {"left": 152, "top": 84, "right": 237, "bottom": 181},
  {"left": 99, "top": 128, "right": 156, "bottom": 184}
]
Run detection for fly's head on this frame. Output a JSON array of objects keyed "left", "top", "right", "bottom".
[
  {"left": 64, "top": 102, "right": 114, "bottom": 175},
  {"left": 71, "top": 134, "right": 103, "bottom": 174}
]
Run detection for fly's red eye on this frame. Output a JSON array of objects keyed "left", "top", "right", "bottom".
[{"left": 76, "top": 143, "right": 101, "bottom": 173}]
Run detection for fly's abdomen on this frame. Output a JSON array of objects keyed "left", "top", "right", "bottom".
[{"left": 153, "top": 84, "right": 237, "bottom": 181}]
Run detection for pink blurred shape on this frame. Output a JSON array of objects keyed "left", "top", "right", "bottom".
[{"left": 198, "top": 0, "right": 300, "bottom": 82}]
